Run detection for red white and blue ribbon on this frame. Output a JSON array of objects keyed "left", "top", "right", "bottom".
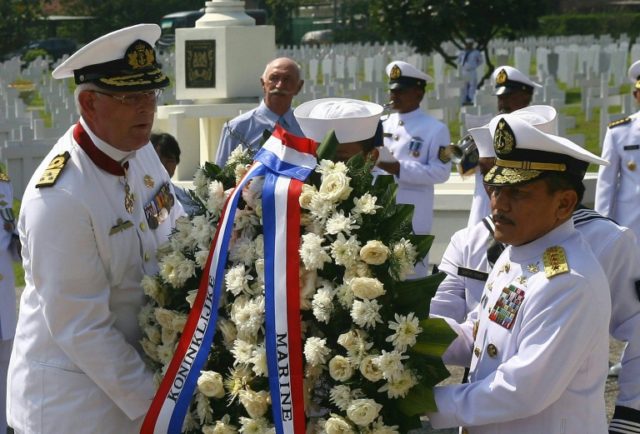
[{"left": 142, "top": 125, "right": 316, "bottom": 434}]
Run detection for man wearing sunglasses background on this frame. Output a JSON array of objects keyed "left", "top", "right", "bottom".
[{"left": 6, "top": 24, "right": 184, "bottom": 433}]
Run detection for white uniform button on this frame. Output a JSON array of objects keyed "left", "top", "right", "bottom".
[
  {"left": 139, "top": 222, "right": 147, "bottom": 231},
  {"left": 144, "top": 252, "right": 150, "bottom": 262}
]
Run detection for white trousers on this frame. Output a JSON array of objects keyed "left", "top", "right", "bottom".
[{"left": 1, "top": 338, "right": 12, "bottom": 434}]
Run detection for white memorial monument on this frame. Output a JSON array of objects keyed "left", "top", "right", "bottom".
[{"left": 155, "top": 0, "right": 275, "bottom": 181}]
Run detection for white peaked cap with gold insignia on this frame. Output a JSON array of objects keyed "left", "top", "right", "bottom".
[
  {"left": 628, "top": 60, "right": 640, "bottom": 88},
  {"left": 492, "top": 65, "right": 542, "bottom": 96},
  {"left": 385, "top": 60, "right": 431, "bottom": 90},
  {"left": 469, "top": 105, "right": 558, "bottom": 158},
  {"left": 483, "top": 113, "right": 607, "bottom": 186},
  {"left": 294, "top": 98, "right": 383, "bottom": 143},
  {"left": 52, "top": 23, "right": 169, "bottom": 92}
]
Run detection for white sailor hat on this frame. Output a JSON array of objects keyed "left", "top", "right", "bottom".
[
  {"left": 52, "top": 23, "right": 169, "bottom": 92},
  {"left": 294, "top": 98, "right": 383, "bottom": 143},
  {"left": 385, "top": 61, "right": 431, "bottom": 90},
  {"left": 483, "top": 113, "right": 607, "bottom": 186},
  {"left": 492, "top": 65, "right": 542, "bottom": 96},
  {"left": 469, "top": 105, "right": 558, "bottom": 158},
  {"left": 628, "top": 60, "right": 640, "bottom": 89}
]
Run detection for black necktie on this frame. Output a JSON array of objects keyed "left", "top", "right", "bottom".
[{"left": 487, "top": 238, "right": 506, "bottom": 268}]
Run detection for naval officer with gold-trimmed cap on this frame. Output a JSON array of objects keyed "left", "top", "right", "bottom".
[
  {"left": 596, "top": 60, "right": 640, "bottom": 249},
  {"left": 7, "top": 24, "right": 184, "bottom": 434},
  {"left": 491, "top": 65, "right": 542, "bottom": 114},
  {"left": 379, "top": 60, "right": 451, "bottom": 277},
  {"left": 427, "top": 114, "right": 612, "bottom": 434}
]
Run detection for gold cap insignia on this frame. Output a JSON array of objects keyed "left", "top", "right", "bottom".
[
  {"left": 126, "top": 40, "right": 155, "bottom": 70},
  {"left": 543, "top": 246, "right": 569, "bottom": 278},
  {"left": 390, "top": 64, "right": 401, "bottom": 80},
  {"left": 635, "top": 79, "right": 640, "bottom": 90},
  {"left": 496, "top": 68, "right": 508, "bottom": 85},
  {"left": 494, "top": 118, "right": 515, "bottom": 155}
]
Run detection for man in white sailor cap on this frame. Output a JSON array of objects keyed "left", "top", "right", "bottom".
[
  {"left": 430, "top": 106, "right": 640, "bottom": 434},
  {"left": 491, "top": 65, "right": 543, "bottom": 114},
  {"left": 596, "top": 60, "right": 640, "bottom": 250},
  {"left": 380, "top": 60, "right": 451, "bottom": 277},
  {"left": 7, "top": 24, "right": 184, "bottom": 433},
  {"left": 426, "top": 113, "right": 612, "bottom": 433},
  {"left": 294, "top": 97, "right": 383, "bottom": 162}
]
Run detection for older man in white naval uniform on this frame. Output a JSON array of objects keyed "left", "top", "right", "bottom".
[
  {"left": 378, "top": 60, "right": 451, "bottom": 276},
  {"left": 7, "top": 24, "right": 184, "bottom": 433},
  {"left": 432, "top": 106, "right": 640, "bottom": 433},
  {"left": 427, "top": 113, "right": 611, "bottom": 433}
]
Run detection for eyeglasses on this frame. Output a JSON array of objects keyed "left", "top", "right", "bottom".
[{"left": 91, "top": 89, "right": 163, "bottom": 106}]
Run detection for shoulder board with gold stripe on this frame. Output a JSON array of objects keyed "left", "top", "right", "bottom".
[
  {"left": 608, "top": 117, "right": 632, "bottom": 129},
  {"left": 0, "top": 172, "right": 10, "bottom": 182},
  {"left": 36, "top": 151, "right": 70, "bottom": 188},
  {"left": 542, "top": 245, "right": 569, "bottom": 278}
]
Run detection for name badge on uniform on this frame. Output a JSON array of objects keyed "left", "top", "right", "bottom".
[
  {"left": 457, "top": 266, "right": 488, "bottom": 282},
  {"left": 409, "top": 138, "right": 423, "bottom": 158},
  {"left": 488, "top": 284, "right": 525, "bottom": 330},
  {"left": 623, "top": 145, "right": 640, "bottom": 150},
  {"left": 144, "top": 182, "right": 175, "bottom": 229}
]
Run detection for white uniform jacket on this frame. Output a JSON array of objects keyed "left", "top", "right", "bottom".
[
  {"left": 467, "top": 170, "right": 490, "bottom": 228},
  {"left": 8, "top": 120, "right": 184, "bottom": 433},
  {"left": 0, "top": 179, "right": 16, "bottom": 341},
  {"left": 595, "top": 113, "right": 640, "bottom": 243},
  {"left": 428, "top": 220, "right": 611, "bottom": 433},
  {"left": 432, "top": 208, "right": 640, "bottom": 420},
  {"left": 382, "top": 108, "right": 451, "bottom": 236}
]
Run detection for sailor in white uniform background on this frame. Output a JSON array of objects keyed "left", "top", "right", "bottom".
[
  {"left": 432, "top": 106, "right": 640, "bottom": 433},
  {"left": 427, "top": 112, "right": 611, "bottom": 433},
  {"left": 378, "top": 60, "right": 451, "bottom": 276},
  {"left": 7, "top": 24, "right": 184, "bottom": 434},
  {"left": 595, "top": 59, "right": 640, "bottom": 249}
]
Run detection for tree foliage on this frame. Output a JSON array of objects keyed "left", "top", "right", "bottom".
[
  {"left": 264, "top": 0, "right": 299, "bottom": 45},
  {"left": 0, "top": 0, "right": 46, "bottom": 55},
  {"left": 369, "top": 0, "right": 553, "bottom": 84}
]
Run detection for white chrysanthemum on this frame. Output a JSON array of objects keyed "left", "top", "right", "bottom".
[
  {"left": 300, "top": 233, "right": 331, "bottom": 271},
  {"left": 324, "top": 415, "right": 355, "bottom": 434},
  {"left": 330, "top": 233, "right": 361, "bottom": 268},
  {"left": 195, "top": 249, "right": 210, "bottom": 267},
  {"left": 329, "top": 385, "right": 352, "bottom": 411},
  {"left": 374, "top": 350, "right": 408, "bottom": 382},
  {"left": 141, "top": 338, "right": 159, "bottom": 362},
  {"left": 254, "top": 235, "right": 264, "bottom": 259},
  {"left": 197, "top": 371, "right": 226, "bottom": 398},
  {"left": 377, "top": 369, "right": 418, "bottom": 399},
  {"left": 218, "top": 318, "right": 238, "bottom": 348},
  {"left": 317, "top": 159, "right": 349, "bottom": 176},
  {"left": 312, "top": 287, "right": 334, "bottom": 324},
  {"left": 193, "top": 168, "right": 209, "bottom": 200},
  {"left": 159, "top": 251, "right": 196, "bottom": 287},
  {"left": 225, "top": 264, "right": 253, "bottom": 296},
  {"left": 171, "top": 313, "right": 187, "bottom": 333},
  {"left": 351, "top": 299, "right": 383, "bottom": 329},
  {"left": 334, "top": 283, "right": 355, "bottom": 309},
  {"left": 192, "top": 214, "right": 214, "bottom": 248},
  {"left": 238, "top": 416, "right": 270, "bottom": 434},
  {"left": 249, "top": 344, "right": 268, "bottom": 377},
  {"left": 360, "top": 355, "right": 384, "bottom": 382},
  {"left": 206, "top": 180, "right": 226, "bottom": 216},
  {"left": 386, "top": 312, "right": 422, "bottom": 352},
  {"left": 329, "top": 355, "right": 354, "bottom": 382},
  {"left": 238, "top": 389, "right": 270, "bottom": 419},
  {"left": 352, "top": 193, "right": 380, "bottom": 215},
  {"left": 318, "top": 172, "right": 353, "bottom": 203},
  {"left": 390, "top": 238, "right": 418, "bottom": 280},
  {"left": 350, "top": 277, "right": 385, "bottom": 300},
  {"left": 359, "top": 240, "right": 389, "bottom": 265},
  {"left": 138, "top": 303, "right": 155, "bottom": 328},
  {"left": 304, "top": 337, "right": 331, "bottom": 367},
  {"left": 299, "top": 183, "right": 318, "bottom": 210},
  {"left": 141, "top": 275, "right": 165, "bottom": 306},
  {"left": 234, "top": 164, "right": 249, "bottom": 184},
  {"left": 203, "top": 414, "right": 239, "bottom": 434},
  {"left": 234, "top": 208, "right": 260, "bottom": 233},
  {"left": 228, "top": 145, "right": 248, "bottom": 165},
  {"left": 161, "top": 327, "right": 178, "bottom": 345},
  {"left": 144, "top": 325, "right": 161, "bottom": 345},
  {"left": 254, "top": 258, "right": 265, "bottom": 284},
  {"left": 308, "top": 193, "right": 337, "bottom": 222},
  {"left": 231, "top": 339, "right": 255, "bottom": 365},
  {"left": 182, "top": 408, "right": 199, "bottom": 432},
  {"left": 325, "top": 210, "right": 359, "bottom": 236},
  {"left": 370, "top": 417, "right": 400, "bottom": 434},
  {"left": 232, "top": 296, "right": 265, "bottom": 340},
  {"left": 154, "top": 307, "right": 178, "bottom": 330},
  {"left": 243, "top": 176, "right": 264, "bottom": 209},
  {"left": 185, "top": 289, "right": 198, "bottom": 307},
  {"left": 344, "top": 260, "right": 373, "bottom": 281},
  {"left": 156, "top": 342, "right": 174, "bottom": 364},
  {"left": 346, "top": 398, "right": 382, "bottom": 427},
  {"left": 229, "top": 236, "right": 256, "bottom": 266}
]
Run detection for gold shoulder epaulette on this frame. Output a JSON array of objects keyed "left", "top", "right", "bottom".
[
  {"left": 608, "top": 117, "right": 632, "bottom": 129},
  {"left": 0, "top": 172, "right": 10, "bottom": 182},
  {"left": 542, "top": 245, "right": 569, "bottom": 278},
  {"left": 36, "top": 151, "right": 70, "bottom": 188}
]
